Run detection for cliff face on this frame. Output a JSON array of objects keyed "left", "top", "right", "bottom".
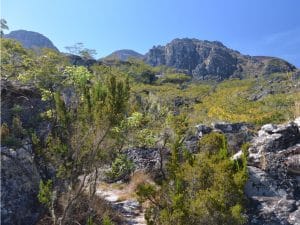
[
  {"left": 145, "top": 38, "right": 296, "bottom": 80},
  {"left": 4, "top": 30, "right": 59, "bottom": 51},
  {"left": 1, "top": 144, "right": 42, "bottom": 225},
  {"left": 1, "top": 80, "right": 51, "bottom": 225}
]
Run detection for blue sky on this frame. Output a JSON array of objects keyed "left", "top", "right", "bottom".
[{"left": 2, "top": 0, "right": 300, "bottom": 67}]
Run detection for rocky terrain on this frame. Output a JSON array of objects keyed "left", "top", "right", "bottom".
[
  {"left": 96, "top": 183, "right": 146, "bottom": 225},
  {"left": 121, "top": 119, "right": 300, "bottom": 225},
  {"left": 1, "top": 79, "right": 300, "bottom": 225},
  {"left": 4, "top": 30, "right": 59, "bottom": 51},
  {"left": 145, "top": 38, "right": 297, "bottom": 80},
  {"left": 246, "top": 118, "right": 300, "bottom": 225}
]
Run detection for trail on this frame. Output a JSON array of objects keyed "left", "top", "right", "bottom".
[{"left": 96, "top": 183, "right": 146, "bottom": 225}]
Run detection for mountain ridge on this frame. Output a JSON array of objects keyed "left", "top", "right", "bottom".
[
  {"left": 144, "top": 38, "right": 296, "bottom": 80},
  {"left": 5, "top": 30, "right": 297, "bottom": 80}
]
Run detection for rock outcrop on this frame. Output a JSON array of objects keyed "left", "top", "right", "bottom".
[
  {"left": 1, "top": 80, "right": 52, "bottom": 225},
  {"left": 145, "top": 38, "right": 296, "bottom": 80},
  {"left": 186, "top": 122, "right": 254, "bottom": 153},
  {"left": 1, "top": 144, "right": 42, "bottom": 225},
  {"left": 1, "top": 79, "right": 50, "bottom": 138},
  {"left": 246, "top": 118, "right": 300, "bottom": 225},
  {"left": 4, "top": 30, "right": 59, "bottom": 51},
  {"left": 123, "top": 147, "right": 169, "bottom": 180}
]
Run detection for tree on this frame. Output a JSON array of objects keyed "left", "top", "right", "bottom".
[
  {"left": 0, "top": 38, "right": 31, "bottom": 79},
  {"left": 41, "top": 67, "right": 131, "bottom": 224},
  {"left": 0, "top": 18, "right": 9, "bottom": 37},
  {"left": 65, "top": 42, "right": 97, "bottom": 59}
]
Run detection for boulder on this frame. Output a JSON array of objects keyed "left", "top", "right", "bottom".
[
  {"left": 245, "top": 166, "right": 293, "bottom": 198},
  {"left": 246, "top": 118, "right": 300, "bottom": 225},
  {"left": 1, "top": 144, "right": 42, "bottom": 225},
  {"left": 190, "top": 122, "right": 254, "bottom": 153},
  {"left": 248, "top": 120, "right": 300, "bottom": 166},
  {"left": 123, "top": 147, "right": 169, "bottom": 179}
]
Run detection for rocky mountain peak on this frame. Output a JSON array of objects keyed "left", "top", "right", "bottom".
[
  {"left": 145, "top": 38, "right": 296, "bottom": 80},
  {"left": 4, "top": 30, "right": 59, "bottom": 51}
]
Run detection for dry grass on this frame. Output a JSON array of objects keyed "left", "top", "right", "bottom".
[
  {"left": 117, "top": 171, "right": 154, "bottom": 201},
  {"left": 294, "top": 100, "right": 300, "bottom": 118},
  {"left": 36, "top": 193, "right": 124, "bottom": 225}
]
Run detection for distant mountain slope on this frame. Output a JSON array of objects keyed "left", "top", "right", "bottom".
[
  {"left": 145, "top": 38, "right": 296, "bottom": 80},
  {"left": 102, "top": 49, "right": 144, "bottom": 61},
  {"left": 4, "top": 30, "right": 59, "bottom": 51}
]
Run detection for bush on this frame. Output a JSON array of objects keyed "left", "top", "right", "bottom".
[
  {"left": 102, "top": 213, "right": 115, "bottom": 225},
  {"left": 198, "top": 132, "right": 228, "bottom": 156},
  {"left": 1, "top": 123, "right": 10, "bottom": 139},
  {"left": 106, "top": 154, "right": 135, "bottom": 182},
  {"left": 158, "top": 73, "right": 191, "bottom": 84},
  {"left": 138, "top": 133, "right": 247, "bottom": 225},
  {"left": 38, "top": 179, "right": 53, "bottom": 208},
  {"left": 12, "top": 116, "right": 25, "bottom": 138}
]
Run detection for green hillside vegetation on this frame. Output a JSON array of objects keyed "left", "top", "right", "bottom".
[{"left": 1, "top": 38, "right": 299, "bottom": 224}]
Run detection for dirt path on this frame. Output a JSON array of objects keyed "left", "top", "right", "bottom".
[{"left": 96, "top": 183, "right": 146, "bottom": 225}]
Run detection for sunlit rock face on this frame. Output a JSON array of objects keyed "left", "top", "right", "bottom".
[
  {"left": 5, "top": 30, "right": 59, "bottom": 51},
  {"left": 145, "top": 38, "right": 296, "bottom": 80},
  {"left": 246, "top": 118, "right": 300, "bottom": 225}
]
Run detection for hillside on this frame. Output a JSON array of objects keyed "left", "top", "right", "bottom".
[{"left": 102, "top": 49, "right": 144, "bottom": 61}]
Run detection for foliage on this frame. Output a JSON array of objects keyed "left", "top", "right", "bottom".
[
  {"left": 0, "top": 18, "right": 9, "bottom": 37},
  {"left": 198, "top": 132, "right": 228, "bottom": 156},
  {"left": 38, "top": 180, "right": 53, "bottom": 208},
  {"left": 0, "top": 123, "right": 10, "bottom": 139},
  {"left": 12, "top": 116, "right": 25, "bottom": 138},
  {"left": 119, "top": 59, "right": 157, "bottom": 84},
  {"left": 0, "top": 38, "right": 31, "bottom": 79},
  {"left": 65, "top": 42, "right": 97, "bottom": 59},
  {"left": 157, "top": 73, "right": 191, "bottom": 84},
  {"left": 1, "top": 122, "right": 23, "bottom": 148},
  {"left": 106, "top": 154, "right": 135, "bottom": 182},
  {"left": 138, "top": 132, "right": 247, "bottom": 225},
  {"left": 41, "top": 67, "right": 131, "bottom": 224},
  {"left": 102, "top": 214, "right": 115, "bottom": 225},
  {"left": 190, "top": 78, "right": 296, "bottom": 125},
  {"left": 18, "top": 48, "right": 68, "bottom": 91}
]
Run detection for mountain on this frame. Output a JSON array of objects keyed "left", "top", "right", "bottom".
[
  {"left": 145, "top": 38, "right": 296, "bottom": 80},
  {"left": 102, "top": 49, "right": 144, "bottom": 61},
  {"left": 4, "top": 30, "right": 59, "bottom": 51}
]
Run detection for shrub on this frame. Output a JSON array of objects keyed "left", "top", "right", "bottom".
[
  {"left": 138, "top": 133, "right": 247, "bottom": 225},
  {"left": 158, "top": 73, "right": 191, "bottom": 84},
  {"left": 12, "top": 116, "right": 25, "bottom": 138},
  {"left": 198, "top": 132, "right": 228, "bottom": 156},
  {"left": 106, "top": 154, "right": 135, "bottom": 182},
  {"left": 38, "top": 179, "right": 53, "bottom": 208},
  {"left": 1, "top": 123, "right": 10, "bottom": 139},
  {"left": 102, "top": 213, "right": 115, "bottom": 225}
]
